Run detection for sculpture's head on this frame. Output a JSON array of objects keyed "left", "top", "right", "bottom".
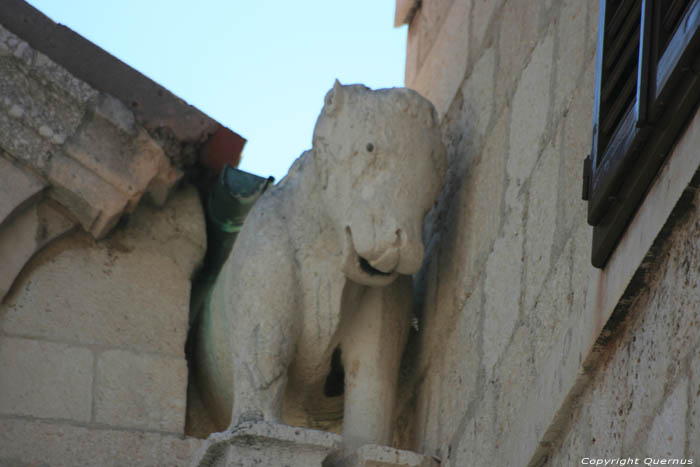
[{"left": 312, "top": 81, "right": 447, "bottom": 287}]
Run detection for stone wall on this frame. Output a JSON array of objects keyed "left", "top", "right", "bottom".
[
  {"left": 0, "top": 190, "right": 207, "bottom": 467},
  {"left": 399, "top": 0, "right": 699, "bottom": 465},
  {"left": 0, "top": 19, "right": 207, "bottom": 466},
  {"left": 545, "top": 178, "right": 700, "bottom": 464}
]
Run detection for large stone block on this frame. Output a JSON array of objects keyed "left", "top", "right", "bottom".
[
  {"left": 0, "top": 199, "right": 74, "bottom": 302},
  {"left": 2, "top": 236, "right": 191, "bottom": 357},
  {"left": 0, "top": 418, "right": 203, "bottom": 467},
  {"left": 0, "top": 154, "right": 46, "bottom": 228},
  {"left": 571, "top": 223, "right": 592, "bottom": 319},
  {"left": 437, "top": 287, "right": 481, "bottom": 442},
  {"left": 558, "top": 56, "right": 594, "bottom": 235},
  {"left": 0, "top": 337, "right": 92, "bottom": 421},
  {"left": 472, "top": 0, "right": 500, "bottom": 51},
  {"left": 110, "top": 185, "right": 206, "bottom": 277},
  {"left": 496, "top": 0, "right": 546, "bottom": 111},
  {"left": 482, "top": 189, "right": 524, "bottom": 376},
  {"left": 405, "top": 23, "right": 420, "bottom": 88},
  {"left": 553, "top": 0, "right": 587, "bottom": 117},
  {"left": 531, "top": 237, "right": 574, "bottom": 377},
  {"left": 586, "top": 0, "right": 600, "bottom": 59},
  {"left": 436, "top": 107, "right": 507, "bottom": 318},
  {"left": 63, "top": 94, "right": 171, "bottom": 205},
  {"left": 494, "top": 325, "right": 535, "bottom": 438},
  {"left": 458, "top": 47, "right": 496, "bottom": 149},
  {"left": 408, "top": 0, "right": 471, "bottom": 117},
  {"left": 524, "top": 141, "right": 559, "bottom": 312},
  {"left": 47, "top": 151, "right": 130, "bottom": 237},
  {"left": 451, "top": 389, "right": 497, "bottom": 467},
  {"left": 506, "top": 30, "right": 553, "bottom": 187},
  {"left": 410, "top": 0, "right": 457, "bottom": 75},
  {"left": 191, "top": 422, "right": 342, "bottom": 467},
  {"left": 95, "top": 349, "right": 187, "bottom": 433},
  {"left": 647, "top": 379, "right": 687, "bottom": 457}
]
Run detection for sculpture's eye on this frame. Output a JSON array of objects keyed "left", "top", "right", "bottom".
[{"left": 366, "top": 143, "right": 374, "bottom": 153}]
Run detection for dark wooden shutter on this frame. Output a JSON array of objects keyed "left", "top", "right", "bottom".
[{"left": 585, "top": 0, "right": 700, "bottom": 268}]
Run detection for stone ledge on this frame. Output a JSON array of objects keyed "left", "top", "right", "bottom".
[
  {"left": 191, "top": 421, "right": 342, "bottom": 467},
  {"left": 333, "top": 444, "right": 439, "bottom": 467},
  {"left": 0, "top": 21, "right": 191, "bottom": 240},
  {"left": 0, "top": 0, "right": 219, "bottom": 147}
]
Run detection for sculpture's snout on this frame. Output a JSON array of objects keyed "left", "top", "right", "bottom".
[
  {"left": 368, "top": 246, "right": 399, "bottom": 273},
  {"left": 354, "top": 227, "right": 424, "bottom": 277}
]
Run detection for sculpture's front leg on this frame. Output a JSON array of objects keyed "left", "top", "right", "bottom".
[
  {"left": 339, "top": 276, "right": 412, "bottom": 452},
  {"left": 220, "top": 212, "right": 302, "bottom": 428}
]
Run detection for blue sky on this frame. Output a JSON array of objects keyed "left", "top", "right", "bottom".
[{"left": 26, "top": 1, "right": 408, "bottom": 181}]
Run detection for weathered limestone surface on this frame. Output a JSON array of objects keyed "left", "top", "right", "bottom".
[
  {"left": 0, "top": 22, "right": 183, "bottom": 240},
  {"left": 191, "top": 422, "right": 342, "bottom": 467},
  {"left": 96, "top": 350, "right": 188, "bottom": 432},
  {"left": 395, "top": 0, "right": 700, "bottom": 465},
  {"left": 334, "top": 444, "right": 439, "bottom": 467},
  {"left": 0, "top": 337, "right": 93, "bottom": 421},
  {"left": 193, "top": 83, "right": 446, "bottom": 458},
  {"left": 407, "top": 0, "right": 470, "bottom": 118},
  {"left": 0, "top": 198, "right": 75, "bottom": 300},
  {"left": 0, "top": 154, "right": 45, "bottom": 227},
  {"left": 0, "top": 186, "right": 206, "bottom": 463},
  {"left": 0, "top": 418, "right": 203, "bottom": 467},
  {"left": 1, "top": 187, "right": 204, "bottom": 357},
  {"left": 545, "top": 185, "right": 700, "bottom": 463},
  {"left": 0, "top": 7, "right": 220, "bottom": 467}
]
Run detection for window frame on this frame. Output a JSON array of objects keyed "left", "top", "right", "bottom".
[{"left": 586, "top": 0, "right": 700, "bottom": 268}]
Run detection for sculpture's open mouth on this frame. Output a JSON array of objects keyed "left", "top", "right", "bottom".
[
  {"left": 342, "top": 227, "right": 399, "bottom": 286},
  {"left": 358, "top": 256, "right": 393, "bottom": 277}
]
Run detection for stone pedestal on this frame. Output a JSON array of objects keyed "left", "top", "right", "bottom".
[
  {"left": 190, "top": 421, "right": 342, "bottom": 467},
  {"left": 332, "top": 444, "right": 439, "bottom": 467}
]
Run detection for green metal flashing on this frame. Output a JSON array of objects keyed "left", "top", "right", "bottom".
[{"left": 189, "top": 166, "right": 274, "bottom": 328}]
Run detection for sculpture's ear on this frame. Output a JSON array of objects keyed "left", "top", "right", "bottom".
[{"left": 324, "top": 80, "right": 345, "bottom": 117}]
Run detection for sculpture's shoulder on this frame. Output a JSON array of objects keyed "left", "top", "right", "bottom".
[
  {"left": 234, "top": 187, "right": 290, "bottom": 253},
  {"left": 232, "top": 150, "right": 326, "bottom": 268}
]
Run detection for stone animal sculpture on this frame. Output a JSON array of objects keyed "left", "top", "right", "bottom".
[{"left": 194, "top": 81, "right": 446, "bottom": 450}]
